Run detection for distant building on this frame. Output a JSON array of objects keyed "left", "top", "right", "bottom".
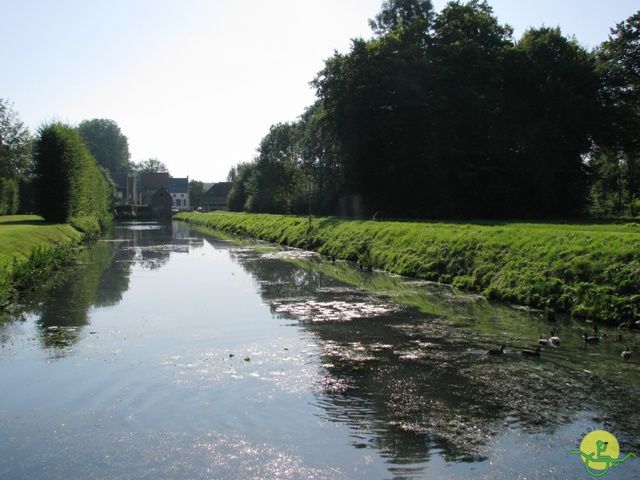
[
  {"left": 202, "top": 182, "right": 232, "bottom": 212},
  {"left": 150, "top": 187, "right": 172, "bottom": 216},
  {"left": 139, "top": 172, "right": 170, "bottom": 205},
  {"left": 111, "top": 173, "right": 137, "bottom": 205},
  {"left": 169, "top": 177, "right": 190, "bottom": 211}
]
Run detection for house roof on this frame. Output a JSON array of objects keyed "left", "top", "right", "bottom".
[
  {"left": 151, "top": 187, "right": 170, "bottom": 198},
  {"left": 140, "top": 172, "right": 169, "bottom": 190},
  {"left": 169, "top": 177, "right": 189, "bottom": 194},
  {"left": 204, "top": 182, "right": 233, "bottom": 199},
  {"left": 111, "top": 173, "right": 129, "bottom": 190}
]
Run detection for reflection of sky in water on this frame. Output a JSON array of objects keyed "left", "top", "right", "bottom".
[{"left": 0, "top": 221, "right": 638, "bottom": 479}]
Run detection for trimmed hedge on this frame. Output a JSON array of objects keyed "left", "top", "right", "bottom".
[{"left": 33, "top": 123, "right": 113, "bottom": 234}]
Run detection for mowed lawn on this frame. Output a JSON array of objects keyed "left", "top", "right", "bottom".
[
  {"left": 176, "top": 212, "right": 640, "bottom": 325},
  {"left": 0, "top": 215, "right": 81, "bottom": 265}
]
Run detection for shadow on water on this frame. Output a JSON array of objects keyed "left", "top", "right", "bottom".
[{"left": 226, "top": 243, "right": 640, "bottom": 465}]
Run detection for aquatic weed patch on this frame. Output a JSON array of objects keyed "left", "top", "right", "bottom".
[{"left": 176, "top": 212, "right": 640, "bottom": 325}]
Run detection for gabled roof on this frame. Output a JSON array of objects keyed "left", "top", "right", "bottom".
[
  {"left": 111, "top": 173, "right": 129, "bottom": 190},
  {"left": 204, "top": 182, "right": 233, "bottom": 199},
  {"left": 140, "top": 172, "right": 169, "bottom": 190},
  {"left": 169, "top": 177, "right": 189, "bottom": 193},
  {"left": 151, "top": 186, "right": 170, "bottom": 198}
]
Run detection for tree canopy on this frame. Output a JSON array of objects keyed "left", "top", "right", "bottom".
[
  {"left": 0, "top": 99, "right": 32, "bottom": 214},
  {"left": 214, "top": 3, "right": 640, "bottom": 219},
  {"left": 77, "top": 119, "right": 130, "bottom": 174},
  {"left": 0, "top": 99, "right": 32, "bottom": 179},
  {"left": 189, "top": 180, "right": 204, "bottom": 208},
  {"left": 131, "top": 157, "right": 169, "bottom": 174},
  {"left": 589, "top": 10, "right": 640, "bottom": 215}
]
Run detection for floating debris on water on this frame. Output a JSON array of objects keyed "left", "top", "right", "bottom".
[{"left": 273, "top": 300, "right": 400, "bottom": 322}]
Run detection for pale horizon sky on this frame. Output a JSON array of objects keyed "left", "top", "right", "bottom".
[{"left": 2, "top": 0, "right": 638, "bottom": 182}]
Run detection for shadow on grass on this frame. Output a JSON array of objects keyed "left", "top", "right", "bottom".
[{"left": 0, "top": 219, "right": 50, "bottom": 227}]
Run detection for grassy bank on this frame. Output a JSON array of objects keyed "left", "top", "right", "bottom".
[
  {"left": 0, "top": 215, "right": 83, "bottom": 307},
  {"left": 176, "top": 212, "right": 640, "bottom": 326}
]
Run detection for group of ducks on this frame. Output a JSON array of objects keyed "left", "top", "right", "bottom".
[
  {"left": 487, "top": 325, "right": 633, "bottom": 359},
  {"left": 580, "top": 324, "right": 633, "bottom": 359}
]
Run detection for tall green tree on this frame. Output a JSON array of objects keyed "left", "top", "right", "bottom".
[
  {"left": 369, "top": 0, "right": 434, "bottom": 37},
  {"left": 131, "top": 157, "right": 169, "bottom": 174},
  {"left": 0, "top": 99, "right": 32, "bottom": 214},
  {"left": 510, "top": 28, "right": 599, "bottom": 217},
  {"left": 591, "top": 10, "right": 640, "bottom": 215},
  {"left": 429, "top": 0, "right": 514, "bottom": 217},
  {"left": 227, "top": 0, "right": 610, "bottom": 220},
  {"left": 244, "top": 123, "right": 305, "bottom": 213},
  {"left": 227, "top": 162, "right": 256, "bottom": 211},
  {"left": 77, "top": 119, "right": 130, "bottom": 174},
  {"left": 189, "top": 180, "right": 204, "bottom": 208}
]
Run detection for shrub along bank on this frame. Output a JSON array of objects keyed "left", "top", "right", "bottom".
[
  {"left": 34, "top": 123, "right": 114, "bottom": 237},
  {"left": 0, "top": 215, "right": 82, "bottom": 307},
  {"left": 176, "top": 212, "right": 640, "bottom": 326}
]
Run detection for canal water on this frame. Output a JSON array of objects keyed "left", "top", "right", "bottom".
[{"left": 1, "top": 221, "right": 638, "bottom": 479}]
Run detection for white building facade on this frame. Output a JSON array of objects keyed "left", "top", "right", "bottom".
[{"left": 169, "top": 177, "right": 190, "bottom": 211}]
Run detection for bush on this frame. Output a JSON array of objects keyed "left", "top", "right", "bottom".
[
  {"left": 33, "top": 123, "right": 113, "bottom": 227},
  {"left": 0, "top": 177, "right": 19, "bottom": 215}
]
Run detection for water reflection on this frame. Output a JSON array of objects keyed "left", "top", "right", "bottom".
[
  {"left": 1, "top": 223, "right": 638, "bottom": 479},
  {"left": 0, "top": 222, "right": 204, "bottom": 353},
  {"left": 227, "top": 244, "right": 640, "bottom": 465}
]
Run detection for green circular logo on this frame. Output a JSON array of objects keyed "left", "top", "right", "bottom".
[{"left": 569, "top": 429, "right": 637, "bottom": 477}]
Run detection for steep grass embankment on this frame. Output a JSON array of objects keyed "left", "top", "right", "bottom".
[
  {"left": 0, "top": 215, "right": 82, "bottom": 307},
  {"left": 176, "top": 212, "right": 640, "bottom": 326}
]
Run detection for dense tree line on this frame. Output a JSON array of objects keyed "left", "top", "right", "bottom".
[
  {"left": 590, "top": 11, "right": 640, "bottom": 216},
  {"left": 77, "top": 119, "right": 131, "bottom": 174},
  {"left": 0, "top": 101, "right": 174, "bottom": 222},
  {"left": 228, "top": 1, "right": 640, "bottom": 219},
  {"left": 0, "top": 99, "right": 32, "bottom": 215}
]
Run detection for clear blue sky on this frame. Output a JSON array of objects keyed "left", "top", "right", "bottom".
[{"left": 1, "top": 0, "right": 638, "bottom": 181}]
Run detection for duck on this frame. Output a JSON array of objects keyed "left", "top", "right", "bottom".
[
  {"left": 487, "top": 345, "right": 506, "bottom": 356},
  {"left": 583, "top": 332, "right": 600, "bottom": 344},
  {"left": 538, "top": 335, "right": 549, "bottom": 346},
  {"left": 549, "top": 331, "right": 561, "bottom": 345},
  {"left": 521, "top": 346, "right": 541, "bottom": 357},
  {"left": 621, "top": 347, "right": 632, "bottom": 360}
]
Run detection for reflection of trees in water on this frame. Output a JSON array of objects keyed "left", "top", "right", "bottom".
[
  {"left": 32, "top": 223, "right": 204, "bottom": 352},
  {"left": 230, "top": 248, "right": 640, "bottom": 464},
  {"left": 94, "top": 241, "right": 135, "bottom": 307},
  {"left": 36, "top": 240, "right": 122, "bottom": 349},
  {"left": 2, "top": 223, "right": 203, "bottom": 355}
]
